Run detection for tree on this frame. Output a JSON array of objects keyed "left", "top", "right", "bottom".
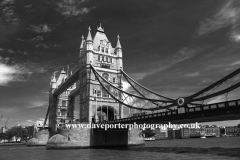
[
  {"left": 143, "top": 128, "right": 155, "bottom": 138},
  {"left": 4, "top": 129, "right": 14, "bottom": 141},
  {"left": 25, "top": 126, "right": 34, "bottom": 139},
  {"left": 0, "top": 132, "right": 8, "bottom": 141},
  {"left": 4, "top": 126, "right": 28, "bottom": 142}
]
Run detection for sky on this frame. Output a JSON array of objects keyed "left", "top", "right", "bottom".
[{"left": 0, "top": 0, "right": 240, "bottom": 127}]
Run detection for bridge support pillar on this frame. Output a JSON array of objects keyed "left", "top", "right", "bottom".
[{"left": 46, "top": 124, "right": 144, "bottom": 149}]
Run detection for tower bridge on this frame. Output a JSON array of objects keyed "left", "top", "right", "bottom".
[{"left": 30, "top": 24, "right": 240, "bottom": 148}]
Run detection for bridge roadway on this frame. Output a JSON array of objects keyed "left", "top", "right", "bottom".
[{"left": 99, "top": 99, "right": 240, "bottom": 125}]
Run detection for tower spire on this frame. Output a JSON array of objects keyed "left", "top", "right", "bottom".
[
  {"left": 97, "top": 23, "right": 104, "bottom": 32},
  {"left": 53, "top": 72, "right": 56, "bottom": 82},
  {"left": 50, "top": 71, "right": 57, "bottom": 88},
  {"left": 79, "top": 35, "right": 84, "bottom": 49},
  {"left": 116, "top": 35, "right": 122, "bottom": 49},
  {"left": 86, "top": 26, "right": 92, "bottom": 41}
]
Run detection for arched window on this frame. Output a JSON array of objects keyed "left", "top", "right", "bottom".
[
  {"left": 62, "top": 101, "right": 67, "bottom": 107},
  {"left": 102, "top": 73, "right": 109, "bottom": 81}
]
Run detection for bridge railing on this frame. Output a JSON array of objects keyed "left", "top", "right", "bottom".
[{"left": 99, "top": 99, "right": 240, "bottom": 124}]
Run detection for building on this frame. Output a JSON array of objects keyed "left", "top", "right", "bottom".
[
  {"left": 78, "top": 25, "right": 123, "bottom": 123},
  {"left": 0, "top": 127, "right": 7, "bottom": 133},
  {"left": 48, "top": 24, "right": 123, "bottom": 131},
  {"left": 49, "top": 69, "right": 76, "bottom": 131},
  {"left": 225, "top": 126, "right": 240, "bottom": 136}
]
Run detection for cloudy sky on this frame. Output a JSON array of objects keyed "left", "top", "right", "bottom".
[{"left": 0, "top": 0, "right": 240, "bottom": 127}]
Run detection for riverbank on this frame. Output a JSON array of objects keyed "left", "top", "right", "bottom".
[
  {"left": 144, "top": 136, "right": 240, "bottom": 148},
  {"left": 124, "top": 137, "right": 240, "bottom": 158},
  {"left": 0, "top": 142, "right": 26, "bottom": 146}
]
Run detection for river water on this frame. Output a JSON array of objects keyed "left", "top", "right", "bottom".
[{"left": 0, "top": 137, "right": 239, "bottom": 160}]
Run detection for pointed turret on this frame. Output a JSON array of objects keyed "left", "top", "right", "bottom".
[
  {"left": 115, "top": 35, "right": 122, "bottom": 57},
  {"left": 97, "top": 23, "right": 104, "bottom": 32},
  {"left": 50, "top": 72, "right": 57, "bottom": 89},
  {"left": 79, "top": 35, "right": 84, "bottom": 49},
  {"left": 86, "top": 27, "right": 93, "bottom": 51},
  {"left": 86, "top": 26, "right": 92, "bottom": 42},
  {"left": 116, "top": 35, "right": 122, "bottom": 49},
  {"left": 56, "top": 68, "right": 67, "bottom": 86},
  {"left": 61, "top": 68, "right": 66, "bottom": 74}
]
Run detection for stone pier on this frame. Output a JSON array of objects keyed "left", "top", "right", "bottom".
[
  {"left": 26, "top": 129, "right": 49, "bottom": 146},
  {"left": 46, "top": 124, "right": 144, "bottom": 149}
]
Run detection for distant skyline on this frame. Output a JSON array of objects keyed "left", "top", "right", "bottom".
[{"left": 0, "top": 0, "right": 240, "bottom": 127}]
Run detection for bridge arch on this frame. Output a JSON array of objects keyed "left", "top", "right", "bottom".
[{"left": 97, "top": 106, "right": 116, "bottom": 122}]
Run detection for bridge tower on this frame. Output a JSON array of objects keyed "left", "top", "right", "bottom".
[
  {"left": 49, "top": 70, "right": 76, "bottom": 133},
  {"left": 79, "top": 25, "right": 123, "bottom": 123}
]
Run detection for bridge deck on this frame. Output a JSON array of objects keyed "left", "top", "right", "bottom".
[{"left": 99, "top": 99, "right": 240, "bottom": 124}]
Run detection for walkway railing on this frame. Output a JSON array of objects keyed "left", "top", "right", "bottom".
[{"left": 99, "top": 99, "right": 240, "bottom": 124}]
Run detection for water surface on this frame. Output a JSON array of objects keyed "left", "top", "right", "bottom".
[{"left": 1, "top": 137, "right": 239, "bottom": 160}]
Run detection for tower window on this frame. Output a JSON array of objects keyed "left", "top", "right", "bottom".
[
  {"left": 102, "top": 89, "right": 108, "bottom": 98},
  {"left": 97, "top": 90, "right": 101, "bottom": 97},
  {"left": 62, "top": 101, "right": 67, "bottom": 107},
  {"left": 101, "top": 47, "right": 104, "bottom": 53}
]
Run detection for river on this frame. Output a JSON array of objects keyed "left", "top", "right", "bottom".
[{"left": 0, "top": 137, "right": 239, "bottom": 160}]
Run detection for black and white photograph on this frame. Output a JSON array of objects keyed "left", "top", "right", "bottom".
[{"left": 0, "top": 0, "right": 240, "bottom": 159}]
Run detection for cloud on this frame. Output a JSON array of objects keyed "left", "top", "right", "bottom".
[
  {"left": 25, "top": 101, "right": 48, "bottom": 108},
  {"left": 198, "top": 78, "right": 212, "bottom": 85},
  {"left": 197, "top": 0, "right": 240, "bottom": 36},
  {"left": 18, "top": 118, "right": 45, "bottom": 126},
  {"left": 0, "top": 0, "right": 20, "bottom": 25},
  {"left": 205, "top": 64, "right": 225, "bottom": 70},
  {"left": 207, "top": 95, "right": 226, "bottom": 104},
  {"left": 56, "top": 0, "right": 94, "bottom": 17},
  {"left": 146, "top": 47, "right": 206, "bottom": 77},
  {"left": 197, "top": 0, "right": 240, "bottom": 42},
  {"left": 0, "top": 106, "right": 19, "bottom": 114},
  {"left": 230, "top": 60, "right": 240, "bottom": 66},
  {"left": 0, "top": 63, "right": 18, "bottom": 86},
  {"left": 185, "top": 72, "right": 200, "bottom": 77},
  {"left": 171, "top": 47, "right": 202, "bottom": 63},
  {"left": 0, "top": 57, "right": 48, "bottom": 86},
  {"left": 29, "top": 24, "right": 54, "bottom": 33}
]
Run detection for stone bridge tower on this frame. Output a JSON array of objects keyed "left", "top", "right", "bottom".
[
  {"left": 79, "top": 25, "right": 123, "bottom": 123},
  {"left": 49, "top": 69, "right": 76, "bottom": 133}
]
